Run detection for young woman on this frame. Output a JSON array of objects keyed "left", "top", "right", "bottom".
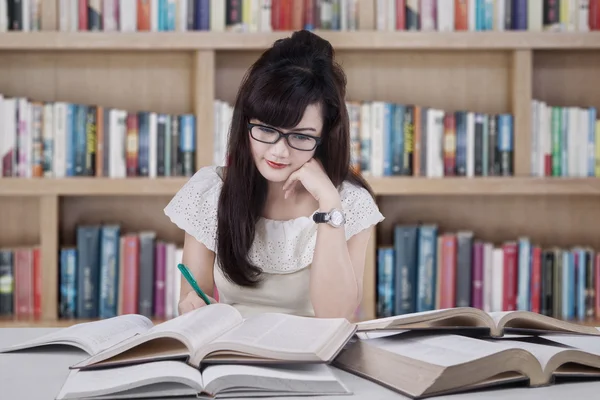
[{"left": 164, "top": 30, "right": 384, "bottom": 320}]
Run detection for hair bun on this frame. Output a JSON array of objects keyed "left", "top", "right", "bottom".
[{"left": 274, "top": 30, "right": 334, "bottom": 60}]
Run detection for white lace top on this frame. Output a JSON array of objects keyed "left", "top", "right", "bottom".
[{"left": 164, "top": 166, "right": 385, "bottom": 318}]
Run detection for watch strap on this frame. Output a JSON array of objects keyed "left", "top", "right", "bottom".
[{"left": 313, "top": 212, "right": 329, "bottom": 223}]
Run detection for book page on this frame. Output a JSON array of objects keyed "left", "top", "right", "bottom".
[
  {"left": 362, "top": 334, "right": 513, "bottom": 367},
  {"left": 202, "top": 363, "right": 340, "bottom": 387},
  {"left": 147, "top": 303, "right": 243, "bottom": 351},
  {"left": 203, "top": 313, "right": 347, "bottom": 357},
  {"left": 0, "top": 314, "right": 154, "bottom": 355},
  {"left": 486, "top": 338, "right": 568, "bottom": 371},
  {"left": 56, "top": 360, "right": 203, "bottom": 400},
  {"left": 541, "top": 334, "right": 600, "bottom": 356},
  {"left": 487, "top": 311, "right": 512, "bottom": 327},
  {"left": 356, "top": 309, "right": 455, "bottom": 330}
]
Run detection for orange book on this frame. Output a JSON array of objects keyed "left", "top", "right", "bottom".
[
  {"left": 291, "top": 0, "right": 304, "bottom": 30},
  {"left": 126, "top": 113, "right": 139, "bottom": 177},
  {"left": 137, "top": 0, "right": 151, "bottom": 30},
  {"left": 455, "top": 0, "right": 468, "bottom": 30},
  {"left": 443, "top": 113, "right": 456, "bottom": 176}
]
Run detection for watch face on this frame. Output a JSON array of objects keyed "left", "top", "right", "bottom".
[{"left": 329, "top": 210, "right": 345, "bottom": 227}]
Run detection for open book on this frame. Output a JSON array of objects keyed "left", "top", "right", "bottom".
[
  {"left": 0, "top": 314, "right": 154, "bottom": 355},
  {"left": 332, "top": 331, "right": 600, "bottom": 399},
  {"left": 56, "top": 360, "right": 351, "bottom": 399},
  {"left": 356, "top": 307, "right": 600, "bottom": 338},
  {"left": 55, "top": 303, "right": 355, "bottom": 370}
]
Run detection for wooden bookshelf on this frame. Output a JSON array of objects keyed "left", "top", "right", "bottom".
[
  {"left": 1, "top": 31, "right": 600, "bottom": 51},
  {"left": 5, "top": 177, "right": 600, "bottom": 197},
  {"left": 1, "top": 24, "right": 600, "bottom": 328}
]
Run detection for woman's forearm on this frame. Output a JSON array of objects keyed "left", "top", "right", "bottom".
[{"left": 309, "top": 195, "right": 361, "bottom": 320}]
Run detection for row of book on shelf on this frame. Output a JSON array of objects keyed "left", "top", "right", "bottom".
[
  {"left": 377, "top": 0, "right": 600, "bottom": 32},
  {"left": 6, "top": 249, "right": 600, "bottom": 399},
  {"left": 59, "top": 225, "right": 186, "bottom": 320},
  {"left": 1, "top": 0, "right": 362, "bottom": 32},
  {"left": 3, "top": 93, "right": 599, "bottom": 180},
  {"left": 377, "top": 223, "right": 600, "bottom": 322},
  {"left": 0, "top": 227, "right": 188, "bottom": 320},
  {"left": 4, "top": 1, "right": 600, "bottom": 33},
  {"left": 0, "top": 246, "right": 40, "bottom": 318},
  {"left": 0, "top": 94, "right": 196, "bottom": 178},
  {"left": 215, "top": 99, "right": 516, "bottom": 178},
  {"left": 531, "top": 99, "right": 600, "bottom": 178}
]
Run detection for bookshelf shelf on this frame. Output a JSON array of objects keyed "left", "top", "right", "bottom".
[
  {"left": 1, "top": 31, "right": 600, "bottom": 51},
  {"left": 3, "top": 177, "right": 600, "bottom": 197},
  {"left": 0, "top": 317, "right": 167, "bottom": 328},
  {"left": 369, "top": 177, "right": 600, "bottom": 196},
  {"left": 0, "top": 178, "right": 190, "bottom": 196}
]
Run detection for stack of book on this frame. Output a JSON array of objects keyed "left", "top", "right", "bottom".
[{"left": 1, "top": 305, "right": 600, "bottom": 399}]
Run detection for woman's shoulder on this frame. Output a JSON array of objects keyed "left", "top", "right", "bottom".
[
  {"left": 162, "top": 166, "right": 224, "bottom": 252},
  {"left": 338, "top": 179, "right": 385, "bottom": 239}
]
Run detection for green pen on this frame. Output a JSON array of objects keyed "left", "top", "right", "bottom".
[{"left": 177, "top": 263, "right": 211, "bottom": 306}]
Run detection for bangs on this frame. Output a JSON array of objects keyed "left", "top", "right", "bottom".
[{"left": 244, "top": 67, "right": 323, "bottom": 129}]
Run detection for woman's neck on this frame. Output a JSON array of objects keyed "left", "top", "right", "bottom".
[{"left": 263, "top": 180, "right": 317, "bottom": 220}]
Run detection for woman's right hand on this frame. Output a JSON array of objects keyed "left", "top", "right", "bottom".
[{"left": 178, "top": 291, "right": 217, "bottom": 315}]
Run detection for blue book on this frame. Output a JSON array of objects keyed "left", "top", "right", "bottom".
[
  {"left": 416, "top": 225, "right": 438, "bottom": 312},
  {"left": 382, "top": 103, "right": 393, "bottom": 176},
  {"left": 376, "top": 247, "right": 394, "bottom": 318},
  {"left": 391, "top": 104, "right": 405, "bottom": 176},
  {"left": 65, "top": 103, "right": 75, "bottom": 177},
  {"left": 99, "top": 225, "right": 121, "bottom": 319},
  {"left": 59, "top": 248, "right": 77, "bottom": 319},
  {"left": 394, "top": 225, "right": 418, "bottom": 315}
]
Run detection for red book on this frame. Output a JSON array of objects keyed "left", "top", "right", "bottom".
[
  {"left": 590, "top": 0, "right": 600, "bottom": 30},
  {"left": 396, "top": 0, "right": 406, "bottom": 30},
  {"left": 154, "top": 242, "right": 166, "bottom": 319},
  {"left": 502, "top": 242, "right": 518, "bottom": 311},
  {"left": 529, "top": 246, "right": 542, "bottom": 314},
  {"left": 14, "top": 248, "right": 33, "bottom": 318},
  {"left": 471, "top": 241, "right": 484, "bottom": 309},
  {"left": 78, "top": 0, "right": 88, "bottom": 30},
  {"left": 439, "top": 234, "right": 457, "bottom": 309},
  {"left": 33, "top": 248, "right": 41, "bottom": 318},
  {"left": 303, "top": 0, "right": 314, "bottom": 29}
]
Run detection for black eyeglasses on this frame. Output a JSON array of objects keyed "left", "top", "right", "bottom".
[{"left": 248, "top": 122, "right": 322, "bottom": 151}]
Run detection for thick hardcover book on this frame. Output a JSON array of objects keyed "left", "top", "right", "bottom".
[{"left": 334, "top": 331, "right": 600, "bottom": 399}]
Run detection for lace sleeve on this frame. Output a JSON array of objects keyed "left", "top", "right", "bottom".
[
  {"left": 163, "top": 166, "right": 222, "bottom": 252},
  {"left": 340, "top": 183, "right": 385, "bottom": 240}
]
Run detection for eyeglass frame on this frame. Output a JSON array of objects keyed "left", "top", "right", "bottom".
[{"left": 247, "top": 122, "right": 323, "bottom": 151}]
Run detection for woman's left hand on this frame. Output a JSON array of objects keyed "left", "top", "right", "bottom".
[{"left": 282, "top": 159, "right": 340, "bottom": 206}]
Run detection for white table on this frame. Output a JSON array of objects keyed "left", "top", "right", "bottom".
[{"left": 1, "top": 328, "right": 600, "bottom": 399}]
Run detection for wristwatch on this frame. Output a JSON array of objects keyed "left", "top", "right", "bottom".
[{"left": 313, "top": 208, "right": 346, "bottom": 228}]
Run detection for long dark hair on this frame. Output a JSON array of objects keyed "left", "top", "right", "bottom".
[{"left": 217, "top": 30, "right": 373, "bottom": 287}]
